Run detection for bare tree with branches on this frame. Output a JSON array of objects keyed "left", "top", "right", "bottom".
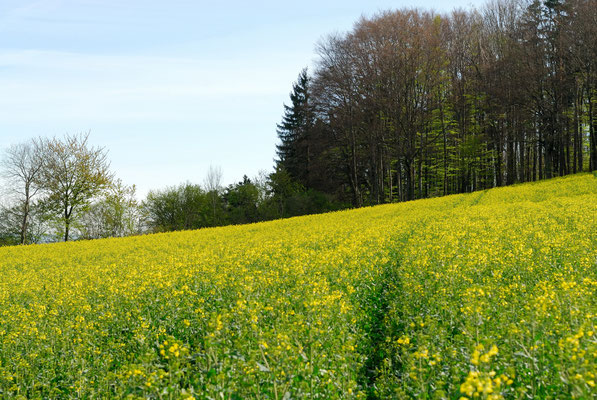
[
  {"left": 0, "top": 139, "right": 45, "bottom": 244},
  {"left": 204, "top": 165, "right": 223, "bottom": 226}
]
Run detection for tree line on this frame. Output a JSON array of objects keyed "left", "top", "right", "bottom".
[
  {"left": 2, "top": 0, "right": 596, "bottom": 245},
  {"left": 276, "top": 0, "right": 597, "bottom": 207},
  {"left": 0, "top": 133, "right": 341, "bottom": 246}
]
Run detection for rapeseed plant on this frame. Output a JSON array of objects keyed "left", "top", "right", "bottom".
[{"left": 0, "top": 173, "right": 595, "bottom": 398}]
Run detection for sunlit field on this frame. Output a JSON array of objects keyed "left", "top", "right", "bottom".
[{"left": 1, "top": 173, "right": 596, "bottom": 399}]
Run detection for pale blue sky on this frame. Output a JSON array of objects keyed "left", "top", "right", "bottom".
[{"left": 0, "top": 0, "right": 483, "bottom": 197}]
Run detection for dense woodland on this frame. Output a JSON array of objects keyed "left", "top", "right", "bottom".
[
  {"left": 1, "top": 0, "right": 596, "bottom": 245},
  {"left": 277, "top": 0, "right": 597, "bottom": 206}
]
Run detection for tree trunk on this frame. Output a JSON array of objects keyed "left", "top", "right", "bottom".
[
  {"left": 388, "top": 163, "right": 393, "bottom": 202},
  {"left": 573, "top": 93, "right": 579, "bottom": 173},
  {"left": 20, "top": 185, "right": 30, "bottom": 245},
  {"left": 590, "top": 90, "right": 597, "bottom": 171},
  {"left": 64, "top": 220, "right": 70, "bottom": 242},
  {"left": 64, "top": 205, "right": 71, "bottom": 242},
  {"left": 506, "top": 128, "right": 515, "bottom": 185},
  {"left": 397, "top": 162, "right": 403, "bottom": 202},
  {"left": 20, "top": 207, "right": 28, "bottom": 245},
  {"left": 404, "top": 159, "right": 414, "bottom": 201},
  {"left": 495, "top": 135, "right": 503, "bottom": 187}
]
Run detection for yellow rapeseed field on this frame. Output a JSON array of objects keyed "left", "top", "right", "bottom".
[{"left": 0, "top": 173, "right": 596, "bottom": 399}]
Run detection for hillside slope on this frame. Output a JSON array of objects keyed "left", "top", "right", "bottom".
[{"left": 1, "top": 173, "right": 596, "bottom": 398}]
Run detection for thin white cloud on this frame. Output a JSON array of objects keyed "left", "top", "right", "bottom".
[
  {"left": 0, "top": 49, "right": 307, "bottom": 122},
  {"left": 0, "top": 0, "right": 65, "bottom": 23}
]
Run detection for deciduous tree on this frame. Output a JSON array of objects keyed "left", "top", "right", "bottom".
[
  {"left": 38, "top": 132, "right": 112, "bottom": 241},
  {"left": 0, "top": 139, "right": 45, "bottom": 244}
]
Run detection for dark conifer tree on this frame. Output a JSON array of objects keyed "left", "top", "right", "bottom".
[{"left": 275, "top": 68, "right": 314, "bottom": 187}]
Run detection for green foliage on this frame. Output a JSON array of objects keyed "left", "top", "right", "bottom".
[
  {"left": 0, "top": 210, "right": 20, "bottom": 247},
  {"left": 38, "top": 132, "right": 112, "bottom": 241},
  {"left": 144, "top": 182, "right": 210, "bottom": 232},
  {"left": 276, "top": 68, "right": 314, "bottom": 187},
  {"left": 264, "top": 168, "right": 343, "bottom": 219},
  {"left": 141, "top": 171, "right": 342, "bottom": 234},
  {"left": 0, "top": 202, "right": 48, "bottom": 246},
  {"left": 223, "top": 176, "right": 261, "bottom": 225},
  {"left": 78, "top": 179, "right": 141, "bottom": 239}
]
